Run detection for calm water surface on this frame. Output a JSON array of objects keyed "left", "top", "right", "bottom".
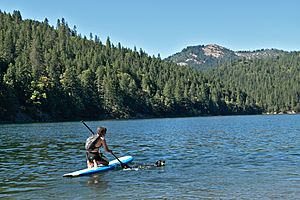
[{"left": 1, "top": 115, "right": 300, "bottom": 199}]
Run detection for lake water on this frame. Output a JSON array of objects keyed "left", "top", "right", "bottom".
[{"left": 1, "top": 115, "right": 300, "bottom": 199}]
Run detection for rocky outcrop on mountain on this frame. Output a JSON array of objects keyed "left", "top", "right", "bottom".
[{"left": 165, "top": 44, "right": 287, "bottom": 70}]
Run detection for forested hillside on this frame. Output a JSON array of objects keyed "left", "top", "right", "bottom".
[
  {"left": 206, "top": 55, "right": 300, "bottom": 114},
  {"left": 0, "top": 11, "right": 259, "bottom": 122}
]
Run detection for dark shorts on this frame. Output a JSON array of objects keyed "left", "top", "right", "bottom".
[{"left": 86, "top": 151, "right": 108, "bottom": 163}]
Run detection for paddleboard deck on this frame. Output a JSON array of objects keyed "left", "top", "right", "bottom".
[{"left": 63, "top": 155, "right": 133, "bottom": 177}]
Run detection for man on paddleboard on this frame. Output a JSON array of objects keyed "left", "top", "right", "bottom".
[{"left": 85, "top": 127, "right": 113, "bottom": 168}]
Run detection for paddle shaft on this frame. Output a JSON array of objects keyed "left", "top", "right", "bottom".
[
  {"left": 81, "top": 120, "right": 95, "bottom": 135},
  {"left": 81, "top": 121, "right": 131, "bottom": 169},
  {"left": 111, "top": 151, "right": 131, "bottom": 169}
]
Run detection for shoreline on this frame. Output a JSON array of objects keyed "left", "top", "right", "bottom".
[{"left": 1, "top": 110, "right": 298, "bottom": 124}]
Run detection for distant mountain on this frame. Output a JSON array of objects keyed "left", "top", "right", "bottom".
[{"left": 165, "top": 44, "right": 287, "bottom": 70}]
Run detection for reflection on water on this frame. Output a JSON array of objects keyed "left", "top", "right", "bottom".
[
  {"left": 85, "top": 175, "right": 109, "bottom": 190},
  {"left": 1, "top": 115, "right": 300, "bottom": 199}
]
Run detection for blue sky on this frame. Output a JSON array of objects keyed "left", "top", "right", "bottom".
[{"left": 1, "top": 0, "right": 300, "bottom": 58}]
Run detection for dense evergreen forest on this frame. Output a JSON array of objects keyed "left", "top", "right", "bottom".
[
  {"left": 1, "top": 10, "right": 294, "bottom": 122},
  {"left": 207, "top": 55, "right": 300, "bottom": 114}
]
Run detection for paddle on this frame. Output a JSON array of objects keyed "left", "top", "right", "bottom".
[
  {"left": 81, "top": 120, "right": 95, "bottom": 135},
  {"left": 110, "top": 151, "right": 131, "bottom": 169},
  {"left": 81, "top": 120, "right": 131, "bottom": 169}
]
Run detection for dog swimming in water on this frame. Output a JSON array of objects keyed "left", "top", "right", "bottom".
[
  {"left": 154, "top": 160, "right": 165, "bottom": 167},
  {"left": 141, "top": 159, "right": 165, "bottom": 169},
  {"left": 127, "top": 160, "right": 165, "bottom": 170}
]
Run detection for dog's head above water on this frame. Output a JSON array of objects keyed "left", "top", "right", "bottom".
[{"left": 155, "top": 160, "right": 165, "bottom": 167}]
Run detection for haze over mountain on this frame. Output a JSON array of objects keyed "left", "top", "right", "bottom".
[{"left": 165, "top": 44, "right": 288, "bottom": 70}]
